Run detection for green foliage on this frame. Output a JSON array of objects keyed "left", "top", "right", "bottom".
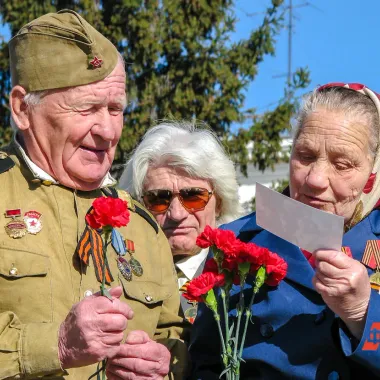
[
  {"left": 249, "top": 178, "right": 289, "bottom": 212},
  {"left": 0, "top": 0, "right": 310, "bottom": 178}
]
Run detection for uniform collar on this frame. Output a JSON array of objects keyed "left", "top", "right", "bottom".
[
  {"left": 175, "top": 249, "right": 208, "bottom": 281},
  {"left": 14, "top": 134, "right": 117, "bottom": 188}
]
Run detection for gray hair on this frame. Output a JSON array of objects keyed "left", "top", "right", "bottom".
[
  {"left": 119, "top": 120, "right": 243, "bottom": 224},
  {"left": 10, "top": 90, "right": 49, "bottom": 131},
  {"left": 292, "top": 86, "right": 380, "bottom": 157}
]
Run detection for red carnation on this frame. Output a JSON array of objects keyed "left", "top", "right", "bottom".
[
  {"left": 196, "top": 225, "right": 217, "bottom": 248},
  {"left": 183, "top": 271, "right": 225, "bottom": 303},
  {"left": 86, "top": 197, "right": 130, "bottom": 229},
  {"left": 214, "top": 229, "right": 241, "bottom": 256},
  {"left": 222, "top": 257, "right": 238, "bottom": 272},
  {"left": 238, "top": 242, "right": 268, "bottom": 271},
  {"left": 264, "top": 252, "right": 287, "bottom": 286},
  {"left": 204, "top": 258, "right": 219, "bottom": 274}
]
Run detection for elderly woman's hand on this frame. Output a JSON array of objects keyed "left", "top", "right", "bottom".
[{"left": 312, "top": 249, "right": 371, "bottom": 340}]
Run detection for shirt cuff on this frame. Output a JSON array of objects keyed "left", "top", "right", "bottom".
[{"left": 21, "top": 321, "right": 67, "bottom": 376}]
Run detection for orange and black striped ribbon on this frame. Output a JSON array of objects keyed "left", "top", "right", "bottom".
[
  {"left": 76, "top": 225, "right": 114, "bottom": 284},
  {"left": 341, "top": 246, "right": 352, "bottom": 257},
  {"left": 362, "top": 240, "right": 380, "bottom": 270},
  {"left": 179, "top": 281, "right": 190, "bottom": 293}
]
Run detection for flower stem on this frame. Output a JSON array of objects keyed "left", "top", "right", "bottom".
[
  {"left": 100, "top": 230, "right": 111, "bottom": 296},
  {"left": 232, "top": 278, "right": 246, "bottom": 380},
  {"left": 238, "top": 266, "right": 266, "bottom": 360},
  {"left": 100, "top": 230, "right": 111, "bottom": 380},
  {"left": 221, "top": 289, "right": 231, "bottom": 380},
  {"left": 213, "top": 310, "right": 231, "bottom": 379}
]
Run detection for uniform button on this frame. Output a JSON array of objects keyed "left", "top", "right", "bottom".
[
  {"left": 9, "top": 266, "right": 18, "bottom": 276},
  {"left": 42, "top": 180, "right": 53, "bottom": 186},
  {"left": 327, "top": 371, "right": 340, "bottom": 380},
  {"left": 260, "top": 323, "right": 274, "bottom": 338},
  {"left": 145, "top": 295, "right": 153, "bottom": 302},
  {"left": 314, "top": 310, "right": 326, "bottom": 325},
  {"left": 84, "top": 290, "right": 93, "bottom": 297}
]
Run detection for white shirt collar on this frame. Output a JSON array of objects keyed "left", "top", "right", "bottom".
[
  {"left": 14, "top": 135, "right": 116, "bottom": 188},
  {"left": 175, "top": 248, "right": 209, "bottom": 281}
]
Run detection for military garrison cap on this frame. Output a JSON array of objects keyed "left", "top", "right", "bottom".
[{"left": 9, "top": 9, "right": 119, "bottom": 92}]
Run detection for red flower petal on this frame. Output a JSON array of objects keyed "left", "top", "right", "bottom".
[
  {"left": 183, "top": 271, "right": 225, "bottom": 302},
  {"left": 88, "top": 197, "right": 130, "bottom": 229}
]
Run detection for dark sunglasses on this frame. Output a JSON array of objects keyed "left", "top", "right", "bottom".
[{"left": 142, "top": 187, "right": 214, "bottom": 213}]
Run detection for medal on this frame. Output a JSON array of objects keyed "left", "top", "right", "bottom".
[
  {"left": 125, "top": 239, "right": 143, "bottom": 277},
  {"left": 362, "top": 240, "right": 380, "bottom": 290},
  {"left": 184, "top": 304, "right": 198, "bottom": 324},
  {"left": 129, "top": 256, "right": 143, "bottom": 277},
  {"left": 117, "top": 256, "right": 132, "bottom": 281},
  {"left": 4, "top": 209, "right": 27, "bottom": 238},
  {"left": 370, "top": 272, "right": 380, "bottom": 291},
  {"left": 111, "top": 229, "right": 127, "bottom": 256},
  {"left": 24, "top": 211, "right": 42, "bottom": 234}
]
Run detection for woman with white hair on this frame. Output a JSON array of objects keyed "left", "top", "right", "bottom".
[{"left": 119, "top": 121, "right": 242, "bottom": 323}]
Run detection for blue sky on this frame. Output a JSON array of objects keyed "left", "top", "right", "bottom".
[
  {"left": 235, "top": 0, "right": 380, "bottom": 115},
  {"left": 2, "top": 1, "right": 380, "bottom": 123}
]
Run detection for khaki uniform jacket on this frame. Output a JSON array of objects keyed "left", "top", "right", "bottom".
[{"left": 0, "top": 144, "right": 188, "bottom": 379}]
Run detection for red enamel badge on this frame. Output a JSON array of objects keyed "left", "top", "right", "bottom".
[{"left": 89, "top": 56, "right": 103, "bottom": 68}]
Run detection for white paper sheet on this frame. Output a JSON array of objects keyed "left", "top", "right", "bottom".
[{"left": 255, "top": 183, "right": 344, "bottom": 252}]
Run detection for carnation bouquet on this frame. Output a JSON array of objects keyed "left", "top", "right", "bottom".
[{"left": 183, "top": 226, "right": 287, "bottom": 380}]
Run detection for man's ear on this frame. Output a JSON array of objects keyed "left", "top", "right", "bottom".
[{"left": 10, "top": 86, "right": 30, "bottom": 131}]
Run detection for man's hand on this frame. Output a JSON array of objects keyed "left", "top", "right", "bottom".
[
  {"left": 313, "top": 249, "right": 371, "bottom": 339},
  {"left": 106, "top": 330, "right": 170, "bottom": 380},
  {"left": 58, "top": 286, "right": 133, "bottom": 369}
]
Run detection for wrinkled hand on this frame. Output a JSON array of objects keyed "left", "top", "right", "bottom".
[
  {"left": 106, "top": 330, "right": 171, "bottom": 380},
  {"left": 312, "top": 249, "right": 371, "bottom": 339},
  {"left": 58, "top": 286, "right": 133, "bottom": 369}
]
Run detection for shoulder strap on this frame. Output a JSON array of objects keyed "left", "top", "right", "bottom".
[
  {"left": 0, "top": 152, "right": 15, "bottom": 174},
  {"left": 132, "top": 201, "right": 159, "bottom": 234},
  {"left": 116, "top": 189, "right": 159, "bottom": 234},
  {"left": 101, "top": 187, "right": 118, "bottom": 198}
]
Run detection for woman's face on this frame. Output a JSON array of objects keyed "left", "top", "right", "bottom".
[
  {"left": 143, "top": 166, "right": 219, "bottom": 256},
  {"left": 290, "top": 108, "right": 374, "bottom": 222}
]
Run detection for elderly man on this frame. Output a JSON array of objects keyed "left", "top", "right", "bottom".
[{"left": 0, "top": 10, "right": 187, "bottom": 380}]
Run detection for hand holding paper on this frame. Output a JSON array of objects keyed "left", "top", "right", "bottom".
[{"left": 256, "top": 183, "right": 370, "bottom": 339}]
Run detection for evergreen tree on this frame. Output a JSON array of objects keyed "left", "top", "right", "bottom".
[{"left": 0, "top": 0, "right": 309, "bottom": 176}]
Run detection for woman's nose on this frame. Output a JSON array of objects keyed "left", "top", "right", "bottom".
[
  {"left": 166, "top": 196, "right": 189, "bottom": 221},
  {"left": 306, "top": 162, "right": 329, "bottom": 190}
]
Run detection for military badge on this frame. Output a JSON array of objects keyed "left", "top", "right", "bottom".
[
  {"left": 362, "top": 240, "right": 380, "bottom": 290},
  {"left": 89, "top": 56, "right": 103, "bottom": 68},
  {"left": 24, "top": 211, "right": 42, "bottom": 234},
  {"left": 184, "top": 302, "right": 198, "bottom": 324},
  {"left": 117, "top": 256, "right": 132, "bottom": 281},
  {"left": 369, "top": 272, "right": 380, "bottom": 291},
  {"left": 4, "top": 209, "right": 27, "bottom": 239},
  {"left": 126, "top": 239, "right": 143, "bottom": 277}
]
